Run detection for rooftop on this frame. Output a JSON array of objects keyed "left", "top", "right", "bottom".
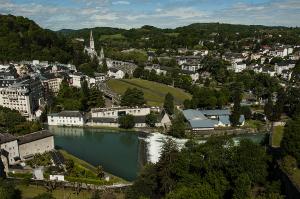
[
  {"left": 18, "top": 130, "right": 54, "bottom": 145},
  {"left": 48, "top": 111, "right": 84, "bottom": 118},
  {"left": 0, "top": 133, "right": 17, "bottom": 144}
]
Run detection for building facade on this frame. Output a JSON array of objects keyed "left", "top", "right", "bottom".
[
  {"left": 48, "top": 111, "right": 85, "bottom": 126},
  {"left": 18, "top": 131, "right": 54, "bottom": 160}
]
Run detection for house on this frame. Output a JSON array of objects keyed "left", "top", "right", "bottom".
[
  {"left": 230, "top": 62, "right": 247, "bottom": 73},
  {"left": 18, "top": 130, "right": 54, "bottom": 161},
  {"left": 182, "top": 109, "right": 245, "bottom": 131},
  {"left": 0, "top": 133, "right": 19, "bottom": 167},
  {"left": 275, "top": 62, "right": 296, "bottom": 75},
  {"left": 91, "top": 107, "right": 151, "bottom": 118},
  {"left": 69, "top": 72, "right": 83, "bottom": 88},
  {"left": 40, "top": 73, "right": 63, "bottom": 96},
  {"left": 94, "top": 73, "right": 106, "bottom": 83},
  {"left": 89, "top": 107, "right": 169, "bottom": 128},
  {"left": 108, "top": 68, "right": 125, "bottom": 79},
  {"left": 47, "top": 111, "right": 85, "bottom": 126},
  {"left": 0, "top": 130, "right": 54, "bottom": 173},
  {"left": 180, "top": 70, "right": 199, "bottom": 82}
]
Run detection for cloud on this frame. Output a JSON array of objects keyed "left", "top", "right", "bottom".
[
  {"left": 0, "top": 0, "right": 300, "bottom": 30},
  {"left": 112, "top": 1, "right": 130, "bottom": 5}
]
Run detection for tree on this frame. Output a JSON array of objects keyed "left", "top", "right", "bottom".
[
  {"left": 230, "top": 84, "right": 243, "bottom": 126},
  {"left": 118, "top": 114, "right": 135, "bottom": 129},
  {"left": 169, "top": 112, "right": 186, "bottom": 138},
  {"left": 32, "top": 193, "right": 54, "bottom": 199},
  {"left": 121, "top": 88, "right": 145, "bottom": 107},
  {"left": 232, "top": 174, "right": 251, "bottom": 199},
  {"left": 164, "top": 93, "right": 174, "bottom": 115},
  {"left": 0, "top": 179, "right": 21, "bottom": 199},
  {"left": 240, "top": 106, "right": 252, "bottom": 120},
  {"left": 145, "top": 112, "right": 157, "bottom": 127},
  {"left": 100, "top": 58, "right": 108, "bottom": 73},
  {"left": 264, "top": 97, "right": 274, "bottom": 121},
  {"left": 281, "top": 116, "right": 300, "bottom": 165},
  {"left": 96, "top": 165, "right": 105, "bottom": 179},
  {"left": 65, "top": 159, "right": 74, "bottom": 172},
  {"left": 165, "top": 184, "right": 218, "bottom": 199}
]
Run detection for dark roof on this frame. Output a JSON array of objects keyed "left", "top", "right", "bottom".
[
  {"left": 109, "top": 68, "right": 120, "bottom": 73},
  {"left": 0, "top": 133, "right": 17, "bottom": 144},
  {"left": 18, "top": 130, "right": 54, "bottom": 145},
  {"left": 92, "top": 117, "right": 118, "bottom": 123},
  {"left": 49, "top": 111, "right": 83, "bottom": 118},
  {"left": 134, "top": 116, "right": 146, "bottom": 123}
]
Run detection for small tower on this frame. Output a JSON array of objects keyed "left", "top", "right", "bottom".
[
  {"left": 90, "top": 30, "right": 95, "bottom": 50},
  {"left": 100, "top": 47, "right": 105, "bottom": 60}
]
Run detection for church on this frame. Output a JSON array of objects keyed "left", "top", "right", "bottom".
[{"left": 84, "top": 30, "right": 105, "bottom": 62}]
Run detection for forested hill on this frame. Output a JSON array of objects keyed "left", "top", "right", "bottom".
[
  {"left": 0, "top": 14, "right": 88, "bottom": 65},
  {"left": 59, "top": 23, "right": 300, "bottom": 51}
]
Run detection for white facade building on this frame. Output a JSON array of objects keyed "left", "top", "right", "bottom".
[
  {"left": 91, "top": 107, "right": 151, "bottom": 118},
  {"left": 108, "top": 68, "right": 125, "bottom": 79},
  {"left": 0, "top": 78, "right": 43, "bottom": 119},
  {"left": 48, "top": 111, "right": 85, "bottom": 126}
]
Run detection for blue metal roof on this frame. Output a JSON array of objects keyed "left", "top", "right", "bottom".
[
  {"left": 189, "top": 119, "right": 218, "bottom": 128},
  {"left": 182, "top": 109, "right": 206, "bottom": 121}
]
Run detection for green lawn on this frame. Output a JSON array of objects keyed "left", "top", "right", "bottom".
[
  {"left": 107, "top": 78, "right": 192, "bottom": 106},
  {"left": 18, "top": 184, "right": 93, "bottom": 199},
  {"left": 272, "top": 126, "right": 284, "bottom": 147}
]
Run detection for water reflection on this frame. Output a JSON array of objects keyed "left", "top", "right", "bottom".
[{"left": 49, "top": 126, "right": 146, "bottom": 181}]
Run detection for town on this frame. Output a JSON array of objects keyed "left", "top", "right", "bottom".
[{"left": 0, "top": 11, "right": 300, "bottom": 199}]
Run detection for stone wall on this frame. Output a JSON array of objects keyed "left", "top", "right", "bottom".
[{"left": 19, "top": 136, "right": 54, "bottom": 160}]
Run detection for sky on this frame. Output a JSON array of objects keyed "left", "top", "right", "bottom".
[{"left": 0, "top": 0, "right": 300, "bottom": 30}]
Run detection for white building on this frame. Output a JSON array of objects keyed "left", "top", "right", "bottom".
[
  {"left": 41, "top": 75, "right": 63, "bottom": 96},
  {"left": 48, "top": 111, "right": 85, "bottom": 126},
  {"left": 0, "top": 77, "right": 43, "bottom": 119},
  {"left": 275, "top": 62, "right": 296, "bottom": 75},
  {"left": 91, "top": 107, "right": 151, "bottom": 118},
  {"left": 231, "top": 62, "right": 247, "bottom": 73},
  {"left": 108, "top": 68, "right": 125, "bottom": 79},
  {"left": 69, "top": 73, "right": 83, "bottom": 88}
]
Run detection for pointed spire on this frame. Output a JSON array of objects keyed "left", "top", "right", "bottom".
[{"left": 90, "top": 30, "right": 95, "bottom": 50}]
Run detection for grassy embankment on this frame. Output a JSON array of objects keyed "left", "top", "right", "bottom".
[
  {"left": 59, "top": 149, "right": 128, "bottom": 184},
  {"left": 272, "top": 126, "right": 284, "bottom": 147},
  {"left": 107, "top": 78, "right": 192, "bottom": 106}
]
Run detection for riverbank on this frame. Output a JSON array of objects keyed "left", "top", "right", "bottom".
[{"left": 59, "top": 149, "right": 128, "bottom": 184}]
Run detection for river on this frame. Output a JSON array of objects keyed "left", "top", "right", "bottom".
[{"left": 48, "top": 126, "right": 266, "bottom": 181}]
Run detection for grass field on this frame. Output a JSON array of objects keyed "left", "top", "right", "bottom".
[
  {"left": 107, "top": 78, "right": 192, "bottom": 106},
  {"left": 18, "top": 184, "right": 93, "bottom": 199},
  {"left": 272, "top": 126, "right": 284, "bottom": 147}
]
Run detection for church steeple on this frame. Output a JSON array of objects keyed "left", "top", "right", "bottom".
[{"left": 90, "top": 30, "right": 95, "bottom": 50}]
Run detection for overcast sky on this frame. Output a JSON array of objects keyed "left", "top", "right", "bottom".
[{"left": 1, "top": 0, "right": 300, "bottom": 30}]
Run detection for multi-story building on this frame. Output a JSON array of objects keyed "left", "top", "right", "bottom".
[
  {"left": 91, "top": 107, "right": 151, "bottom": 118},
  {"left": 41, "top": 74, "right": 63, "bottom": 96},
  {"left": 0, "top": 77, "right": 43, "bottom": 119}
]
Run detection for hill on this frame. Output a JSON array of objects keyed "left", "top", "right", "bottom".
[
  {"left": 59, "top": 22, "right": 300, "bottom": 52},
  {"left": 107, "top": 78, "right": 192, "bottom": 106},
  {"left": 0, "top": 14, "right": 88, "bottom": 65}
]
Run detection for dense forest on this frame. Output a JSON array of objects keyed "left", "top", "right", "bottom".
[{"left": 0, "top": 14, "right": 89, "bottom": 65}]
